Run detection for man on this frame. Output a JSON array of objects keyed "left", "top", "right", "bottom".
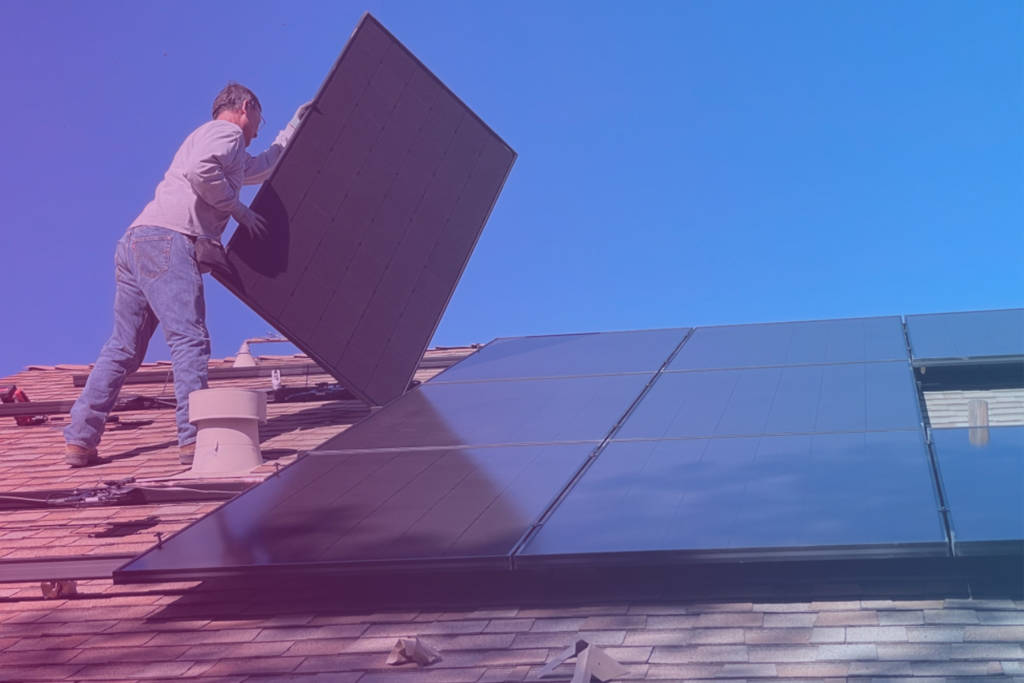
[{"left": 64, "top": 83, "right": 310, "bottom": 467}]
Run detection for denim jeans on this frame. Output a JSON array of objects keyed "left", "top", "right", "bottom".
[{"left": 65, "top": 226, "right": 210, "bottom": 449}]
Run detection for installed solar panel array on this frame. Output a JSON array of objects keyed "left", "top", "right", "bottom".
[
  {"left": 117, "top": 329, "right": 687, "bottom": 579},
  {"left": 519, "top": 317, "right": 946, "bottom": 564},
  {"left": 116, "top": 310, "right": 1022, "bottom": 582}
]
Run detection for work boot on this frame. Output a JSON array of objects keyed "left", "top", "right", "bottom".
[
  {"left": 65, "top": 444, "right": 99, "bottom": 468},
  {"left": 179, "top": 442, "right": 196, "bottom": 466}
]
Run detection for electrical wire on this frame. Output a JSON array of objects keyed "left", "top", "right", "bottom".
[
  {"left": 132, "top": 486, "right": 241, "bottom": 495},
  {"left": 0, "top": 494, "right": 67, "bottom": 504},
  {"left": 0, "top": 516, "right": 204, "bottom": 533},
  {"left": 0, "top": 484, "right": 243, "bottom": 506}
]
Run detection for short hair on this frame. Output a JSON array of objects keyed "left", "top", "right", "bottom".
[{"left": 211, "top": 82, "right": 261, "bottom": 119}]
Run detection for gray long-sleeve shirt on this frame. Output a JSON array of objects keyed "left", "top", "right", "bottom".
[{"left": 130, "top": 119, "right": 292, "bottom": 239}]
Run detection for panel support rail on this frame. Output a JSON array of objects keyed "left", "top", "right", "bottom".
[{"left": 902, "top": 316, "right": 957, "bottom": 558}]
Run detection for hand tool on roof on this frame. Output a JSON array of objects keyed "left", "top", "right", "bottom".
[
  {"left": 0, "top": 392, "right": 174, "bottom": 419},
  {"left": 0, "top": 385, "right": 48, "bottom": 426}
]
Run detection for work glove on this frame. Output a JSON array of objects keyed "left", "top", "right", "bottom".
[
  {"left": 230, "top": 202, "right": 268, "bottom": 239},
  {"left": 288, "top": 101, "right": 314, "bottom": 131},
  {"left": 194, "top": 236, "right": 228, "bottom": 275}
]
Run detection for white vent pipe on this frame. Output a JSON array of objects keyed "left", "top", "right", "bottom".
[
  {"left": 233, "top": 341, "right": 256, "bottom": 367},
  {"left": 232, "top": 335, "right": 289, "bottom": 368},
  {"left": 968, "top": 398, "right": 990, "bottom": 447},
  {"left": 188, "top": 388, "right": 266, "bottom": 475}
]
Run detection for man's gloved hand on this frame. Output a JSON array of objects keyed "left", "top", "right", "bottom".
[
  {"left": 194, "top": 236, "right": 228, "bottom": 275},
  {"left": 230, "top": 203, "right": 268, "bottom": 239},
  {"left": 288, "top": 101, "right": 314, "bottom": 131}
]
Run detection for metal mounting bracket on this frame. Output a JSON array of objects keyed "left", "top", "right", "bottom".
[{"left": 538, "top": 638, "right": 629, "bottom": 682}]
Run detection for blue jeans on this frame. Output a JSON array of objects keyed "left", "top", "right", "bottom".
[{"left": 66, "top": 226, "right": 210, "bottom": 449}]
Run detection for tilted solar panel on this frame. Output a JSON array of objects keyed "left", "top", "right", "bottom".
[
  {"left": 906, "top": 309, "right": 1024, "bottom": 362},
  {"left": 217, "top": 14, "right": 516, "bottom": 405},
  {"left": 931, "top": 426, "right": 1024, "bottom": 556}
]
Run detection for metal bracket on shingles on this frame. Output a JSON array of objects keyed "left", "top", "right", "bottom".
[
  {"left": 538, "top": 639, "right": 629, "bottom": 683},
  {"left": 385, "top": 637, "right": 442, "bottom": 666}
]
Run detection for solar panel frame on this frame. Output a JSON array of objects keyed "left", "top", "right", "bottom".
[{"left": 215, "top": 13, "right": 517, "bottom": 406}]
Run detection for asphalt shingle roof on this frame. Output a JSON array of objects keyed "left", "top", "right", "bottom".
[{"left": 1, "top": 348, "right": 1022, "bottom": 681}]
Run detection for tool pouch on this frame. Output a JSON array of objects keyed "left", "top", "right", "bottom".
[{"left": 194, "top": 236, "right": 230, "bottom": 276}]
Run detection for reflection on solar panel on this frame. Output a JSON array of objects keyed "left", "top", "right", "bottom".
[
  {"left": 117, "top": 445, "right": 594, "bottom": 579},
  {"left": 519, "top": 432, "right": 946, "bottom": 562},
  {"left": 906, "top": 309, "right": 1024, "bottom": 362},
  {"left": 616, "top": 362, "right": 921, "bottom": 439},
  {"left": 217, "top": 14, "right": 516, "bottom": 406},
  {"left": 670, "top": 316, "right": 907, "bottom": 370},
  {"left": 114, "top": 310, "right": 1021, "bottom": 584},
  {"left": 931, "top": 426, "right": 1024, "bottom": 555},
  {"left": 431, "top": 328, "right": 689, "bottom": 382},
  {"left": 317, "top": 373, "right": 653, "bottom": 450}
]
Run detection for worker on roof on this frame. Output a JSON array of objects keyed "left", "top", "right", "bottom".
[{"left": 64, "top": 83, "right": 311, "bottom": 468}]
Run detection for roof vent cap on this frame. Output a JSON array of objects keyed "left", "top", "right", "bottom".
[
  {"left": 233, "top": 341, "right": 257, "bottom": 368},
  {"left": 188, "top": 388, "right": 266, "bottom": 475}
]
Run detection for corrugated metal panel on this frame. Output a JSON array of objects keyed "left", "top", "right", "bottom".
[{"left": 925, "top": 388, "right": 1024, "bottom": 428}]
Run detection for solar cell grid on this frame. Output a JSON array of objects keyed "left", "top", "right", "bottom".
[
  {"left": 669, "top": 316, "right": 908, "bottom": 371},
  {"left": 931, "top": 426, "right": 1024, "bottom": 554},
  {"left": 117, "top": 299, "right": 1020, "bottom": 581},
  {"left": 906, "top": 309, "right": 1024, "bottom": 362},
  {"left": 519, "top": 431, "right": 946, "bottom": 561},
  {"left": 430, "top": 328, "right": 689, "bottom": 383},
  {"left": 616, "top": 361, "right": 921, "bottom": 440},
  {"left": 317, "top": 373, "right": 653, "bottom": 451},
  {"left": 116, "top": 444, "right": 594, "bottom": 579}
]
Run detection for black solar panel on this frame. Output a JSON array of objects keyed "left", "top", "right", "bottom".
[
  {"left": 519, "top": 431, "right": 947, "bottom": 562},
  {"left": 669, "top": 316, "right": 908, "bottom": 371},
  {"left": 906, "top": 309, "right": 1024, "bottom": 362},
  {"left": 218, "top": 14, "right": 516, "bottom": 405},
  {"left": 430, "top": 328, "right": 689, "bottom": 383},
  {"left": 116, "top": 444, "right": 594, "bottom": 579},
  {"left": 931, "top": 426, "right": 1024, "bottom": 555},
  {"left": 317, "top": 373, "right": 653, "bottom": 451},
  {"left": 616, "top": 362, "right": 922, "bottom": 440},
  {"left": 113, "top": 310, "right": 1021, "bottom": 584}
]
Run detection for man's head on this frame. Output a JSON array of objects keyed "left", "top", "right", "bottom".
[{"left": 212, "top": 82, "right": 262, "bottom": 146}]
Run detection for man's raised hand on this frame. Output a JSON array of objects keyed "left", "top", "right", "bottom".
[{"left": 289, "top": 101, "right": 314, "bottom": 131}]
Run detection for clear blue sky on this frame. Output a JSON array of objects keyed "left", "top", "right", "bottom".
[{"left": 1, "top": 1, "right": 1021, "bottom": 378}]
